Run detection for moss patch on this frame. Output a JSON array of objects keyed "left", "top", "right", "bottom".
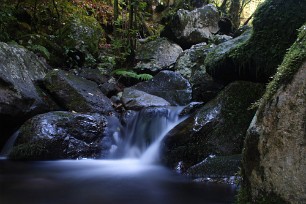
[
  {"left": 206, "top": 0, "right": 306, "bottom": 83},
  {"left": 263, "top": 23, "right": 306, "bottom": 103}
]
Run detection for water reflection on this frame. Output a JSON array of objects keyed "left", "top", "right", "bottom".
[{"left": 0, "top": 159, "right": 236, "bottom": 204}]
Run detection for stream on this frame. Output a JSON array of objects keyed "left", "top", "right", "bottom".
[{"left": 0, "top": 107, "right": 237, "bottom": 204}]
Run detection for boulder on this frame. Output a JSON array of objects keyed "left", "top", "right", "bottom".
[
  {"left": 9, "top": 111, "right": 120, "bottom": 160},
  {"left": 43, "top": 69, "right": 114, "bottom": 114},
  {"left": 161, "top": 81, "right": 264, "bottom": 171},
  {"left": 121, "top": 88, "right": 171, "bottom": 110},
  {"left": 59, "top": 15, "right": 103, "bottom": 55},
  {"left": 206, "top": 0, "right": 306, "bottom": 83},
  {"left": 131, "top": 70, "right": 192, "bottom": 106},
  {"left": 174, "top": 42, "right": 224, "bottom": 102},
  {"left": 240, "top": 24, "right": 306, "bottom": 204},
  {"left": 160, "top": 4, "right": 219, "bottom": 49},
  {"left": 0, "top": 42, "right": 56, "bottom": 148},
  {"left": 186, "top": 154, "right": 241, "bottom": 184},
  {"left": 204, "top": 29, "right": 251, "bottom": 83},
  {"left": 135, "top": 38, "right": 183, "bottom": 73}
]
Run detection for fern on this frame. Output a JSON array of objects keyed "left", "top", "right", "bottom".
[
  {"left": 27, "top": 44, "right": 50, "bottom": 60},
  {"left": 112, "top": 69, "right": 153, "bottom": 81}
]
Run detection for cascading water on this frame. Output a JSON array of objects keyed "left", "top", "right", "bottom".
[
  {"left": 0, "top": 106, "right": 237, "bottom": 204},
  {"left": 111, "top": 106, "right": 186, "bottom": 164}
]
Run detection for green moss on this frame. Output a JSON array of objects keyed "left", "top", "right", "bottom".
[
  {"left": 206, "top": 0, "right": 306, "bottom": 82},
  {"left": 263, "top": 23, "right": 306, "bottom": 103},
  {"left": 9, "top": 141, "right": 49, "bottom": 160}
]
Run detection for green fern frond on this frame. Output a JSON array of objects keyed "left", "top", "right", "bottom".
[
  {"left": 27, "top": 44, "right": 50, "bottom": 60},
  {"left": 112, "top": 69, "right": 153, "bottom": 81}
]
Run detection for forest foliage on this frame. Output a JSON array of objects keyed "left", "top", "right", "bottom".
[{"left": 0, "top": 0, "right": 261, "bottom": 76}]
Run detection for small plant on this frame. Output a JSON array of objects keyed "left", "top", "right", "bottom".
[{"left": 112, "top": 69, "right": 153, "bottom": 81}]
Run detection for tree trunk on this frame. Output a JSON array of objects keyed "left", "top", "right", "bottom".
[
  {"left": 114, "top": 0, "right": 119, "bottom": 21},
  {"left": 229, "top": 0, "right": 241, "bottom": 30}
]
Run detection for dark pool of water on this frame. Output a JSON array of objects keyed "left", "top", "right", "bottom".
[{"left": 0, "top": 159, "right": 237, "bottom": 204}]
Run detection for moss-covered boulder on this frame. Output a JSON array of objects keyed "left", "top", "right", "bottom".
[
  {"left": 58, "top": 14, "right": 104, "bottom": 67},
  {"left": 161, "top": 81, "right": 264, "bottom": 171},
  {"left": 205, "top": 0, "right": 306, "bottom": 83},
  {"left": 9, "top": 111, "right": 120, "bottom": 160},
  {"left": 0, "top": 42, "right": 57, "bottom": 148},
  {"left": 174, "top": 42, "right": 224, "bottom": 102},
  {"left": 240, "top": 23, "right": 306, "bottom": 204},
  {"left": 43, "top": 69, "right": 114, "bottom": 114},
  {"left": 135, "top": 38, "right": 183, "bottom": 73}
]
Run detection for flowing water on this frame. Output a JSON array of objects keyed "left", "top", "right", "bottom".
[{"left": 0, "top": 107, "right": 237, "bottom": 204}]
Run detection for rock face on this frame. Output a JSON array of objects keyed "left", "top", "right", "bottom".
[
  {"left": 241, "top": 24, "right": 306, "bottom": 203},
  {"left": 135, "top": 38, "right": 182, "bottom": 73},
  {"left": 131, "top": 70, "right": 192, "bottom": 106},
  {"left": 121, "top": 88, "right": 171, "bottom": 110},
  {"left": 43, "top": 69, "right": 114, "bottom": 114},
  {"left": 206, "top": 0, "right": 306, "bottom": 82},
  {"left": 161, "top": 4, "right": 219, "bottom": 49},
  {"left": 0, "top": 42, "right": 55, "bottom": 148},
  {"left": 161, "top": 81, "right": 264, "bottom": 171},
  {"left": 9, "top": 111, "right": 119, "bottom": 160},
  {"left": 174, "top": 42, "right": 224, "bottom": 102}
]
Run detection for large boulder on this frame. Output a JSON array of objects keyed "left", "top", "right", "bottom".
[
  {"left": 135, "top": 38, "right": 183, "bottom": 73},
  {"left": 121, "top": 88, "right": 171, "bottom": 110},
  {"left": 131, "top": 70, "right": 192, "bottom": 106},
  {"left": 9, "top": 111, "right": 120, "bottom": 160},
  {"left": 43, "top": 69, "right": 114, "bottom": 114},
  {"left": 204, "top": 29, "right": 251, "bottom": 83},
  {"left": 59, "top": 15, "right": 104, "bottom": 55},
  {"left": 0, "top": 42, "right": 56, "bottom": 148},
  {"left": 174, "top": 42, "right": 224, "bottom": 102},
  {"left": 161, "top": 4, "right": 219, "bottom": 49},
  {"left": 240, "top": 24, "right": 306, "bottom": 204},
  {"left": 161, "top": 81, "right": 264, "bottom": 171},
  {"left": 206, "top": 0, "right": 306, "bottom": 83}
]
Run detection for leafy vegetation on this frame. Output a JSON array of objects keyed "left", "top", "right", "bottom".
[{"left": 112, "top": 69, "right": 153, "bottom": 80}]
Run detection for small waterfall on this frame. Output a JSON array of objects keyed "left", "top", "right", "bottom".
[
  {"left": 0, "top": 131, "right": 19, "bottom": 159},
  {"left": 113, "top": 106, "right": 186, "bottom": 164}
]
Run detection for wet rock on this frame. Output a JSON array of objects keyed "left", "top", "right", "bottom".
[
  {"left": 186, "top": 154, "right": 241, "bottom": 183},
  {"left": 43, "top": 69, "right": 114, "bottom": 114},
  {"left": 0, "top": 42, "right": 56, "bottom": 148},
  {"left": 161, "top": 81, "right": 264, "bottom": 170},
  {"left": 9, "top": 111, "right": 120, "bottom": 160},
  {"left": 161, "top": 4, "right": 219, "bottom": 49},
  {"left": 121, "top": 88, "right": 170, "bottom": 110},
  {"left": 135, "top": 38, "right": 182, "bottom": 73},
  {"left": 241, "top": 24, "right": 306, "bottom": 204},
  {"left": 174, "top": 42, "right": 224, "bottom": 102},
  {"left": 132, "top": 70, "right": 192, "bottom": 106}
]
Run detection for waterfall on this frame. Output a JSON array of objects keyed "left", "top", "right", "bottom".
[{"left": 112, "top": 106, "right": 186, "bottom": 164}]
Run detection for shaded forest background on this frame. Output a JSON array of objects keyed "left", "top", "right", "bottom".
[{"left": 0, "top": 0, "right": 262, "bottom": 70}]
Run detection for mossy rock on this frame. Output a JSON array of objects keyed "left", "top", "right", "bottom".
[
  {"left": 9, "top": 111, "right": 114, "bottom": 160},
  {"left": 205, "top": 0, "right": 306, "bottom": 83},
  {"left": 43, "top": 69, "right": 114, "bottom": 114},
  {"left": 240, "top": 23, "right": 306, "bottom": 204},
  {"left": 161, "top": 81, "right": 265, "bottom": 171},
  {"left": 59, "top": 15, "right": 104, "bottom": 55}
]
